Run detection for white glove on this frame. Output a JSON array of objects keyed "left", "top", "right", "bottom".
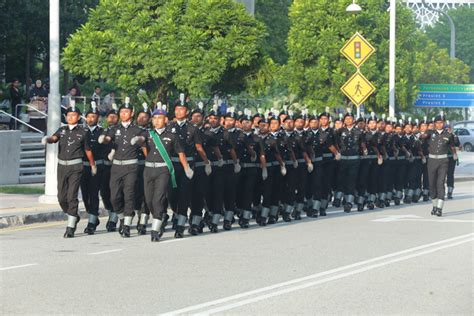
[
  {"left": 421, "top": 156, "right": 427, "bottom": 164},
  {"left": 250, "top": 153, "right": 257, "bottom": 162},
  {"left": 91, "top": 165, "right": 98, "bottom": 176},
  {"left": 234, "top": 163, "right": 241, "bottom": 173},
  {"left": 217, "top": 159, "right": 225, "bottom": 167},
  {"left": 363, "top": 149, "right": 368, "bottom": 156},
  {"left": 130, "top": 136, "right": 145, "bottom": 145},
  {"left": 377, "top": 156, "right": 383, "bottom": 165},
  {"left": 107, "top": 149, "right": 116, "bottom": 161},
  {"left": 307, "top": 162, "right": 314, "bottom": 173},
  {"left": 98, "top": 135, "right": 105, "bottom": 144},
  {"left": 262, "top": 167, "right": 268, "bottom": 181},
  {"left": 453, "top": 153, "right": 458, "bottom": 161},
  {"left": 280, "top": 165, "right": 287, "bottom": 176},
  {"left": 185, "top": 167, "right": 194, "bottom": 179},
  {"left": 41, "top": 136, "right": 48, "bottom": 145},
  {"left": 293, "top": 160, "right": 298, "bottom": 169},
  {"left": 335, "top": 153, "right": 341, "bottom": 161},
  {"left": 205, "top": 162, "right": 212, "bottom": 176}
]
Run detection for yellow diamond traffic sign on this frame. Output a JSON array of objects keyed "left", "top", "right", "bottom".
[
  {"left": 341, "top": 71, "right": 376, "bottom": 106},
  {"left": 340, "top": 32, "right": 375, "bottom": 68}
]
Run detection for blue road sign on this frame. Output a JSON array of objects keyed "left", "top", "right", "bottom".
[{"left": 415, "top": 91, "right": 474, "bottom": 108}]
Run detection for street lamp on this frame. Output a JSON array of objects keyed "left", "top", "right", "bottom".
[
  {"left": 345, "top": 0, "right": 395, "bottom": 118},
  {"left": 421, "top": 0, "right": 455, "bottom": 59}
]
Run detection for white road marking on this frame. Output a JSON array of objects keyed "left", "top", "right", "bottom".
[
  {"left": 373, "top": 215, "right": 474, "bottom": 223},
  {"left": 88, "top": 249, "right": 122, "bottom": 255},
  {"left": 161, "top": 233, "right": 474, "bottom": 315},
  {"left": 0, "top": 263, "right": 38, "bottom": 271},
  {"left": 201, "top": 237, "right": 474, "bottom": 315}
]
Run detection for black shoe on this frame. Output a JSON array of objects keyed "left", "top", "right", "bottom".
[
  {"left": 63, "top": 227, "right": 75, "bottom": 238},
  {"left": 223, "top": 220, "right": 232, "bottom": 231},
  {"left": 367, "top": 203, "right": 375, "bottom": 210},
  {"left": 413, "top": 195, "right": 420, "bottom": 203},
  {"left": 106, "top": 220, "right": 117, "bottom": 232},
  {"left": 357, "top": 204, "right": 364, "bottom": 212},
  {"left": 257, "top": 217, "right": 267, "bottom": 226},
  {"left": 294, "top": 212, "right": 302, "bottom": 220},
  {"left": 267, "top": 216, "right": 277, "bottom": 225},
  {"left": 305, "top": 209, "right": 314, "bottom": 217},
  {"left": 431, "top": 207, "right": 437, "bottom": 216},
  {"left": 404, "top": 196, "right": 412, "bottom": 204},
  {"left": 118, "top": 219, "right": 124, "bottom": 235},
  {"left": 333, "top": 199, "right": 341, "bottom": 208},
  {"left": 188, "top": 225, "right": 199, "bottom": 236},
  {"left": 137, "top": 224, "right": 147, "bottom": 235},
  {"left": 344, "top": 203, "right": 352, "bottom": 213},
  {"left": 122, "top": 225, "right": 131, "bottom": 238},
  {"left": 436, "top": 208, "right": 442, "bottom": 217},
  {"left": 319, "top": 208, "right": 327, "bottom": 216},
  {"left": 239, "top": 219, "right": 249, "bottom": 229},
  {"left": 447, "top": 193, "right": 453, "bottom": 199},
  {"left": 151, "top": 230, "right": 161, "bottom": 242},
  {"left": 423, "top": 194, "right": 429, "bottom": 202},
  {"left": 282, "top": 213, "right": 292, "bottom": 222},
  {"left": 394, "top": 198, "right": 400, "bottom": 206},
  {"left": 84, "top": 220, "right": 99, "bottom": 235},
  {"left": 209, "top": 224, "right": 218, "bottom": 233},
  {"left": 73, "top": 216, "right": 80, "bottom": 233},
  {"left": 384, "top": 200, "right": 390, "bottom": 207},
  {"left": 174, "top": 226, "right": 184, "bottom": 238},
  {"left": 162, "top": 213, "right": 170, "bottom": 229}
]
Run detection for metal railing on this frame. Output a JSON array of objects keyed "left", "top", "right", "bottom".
[
  {"left": 0, "top": 110, "right": 44, "bottom": 134},
  {"left": 14, "top": 103, "right": 48, "bottom": 130}
]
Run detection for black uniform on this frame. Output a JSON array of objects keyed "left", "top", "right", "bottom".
[
  {"left": 318, "top": 126, "right": 336, "bottom": 214},
  {"left": 335, "top": 126, "right": 364, "bottom": 212},
  {"left": 106, "top": 122, "right": 145, "bottom": 234},
  {"left": 144, "top": 127, "right": 184, "bottom": 239},
  {"left": 425, "top": 129, "right": 455, "bottom": 215},
  {"left": 382, "top": 131, "right": 397, "bottom": 205},
  {"left": 53, "top": 125, "right": 91, "bottom": 229},
  {"left": 446, "top": 134, "right": 460, "bottom": 199},
  {"left": 293, "top": 128, "right": 310, "bottom": 217},
  {"left": 135, "top": 126, "right": 150, "bottom": 234},
  {"left": 306, "top": 128, "right": 324, "bottom": 216}
]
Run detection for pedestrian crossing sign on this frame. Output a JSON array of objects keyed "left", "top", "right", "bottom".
[
  {"left": 340, "top": 32, "right": 375, "bottom": 68},
  {"left": 341, "top": 71, "right": 376, "bottom": 106}
]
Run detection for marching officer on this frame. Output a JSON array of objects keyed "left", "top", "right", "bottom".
[
  {"left": 446, "top": 123, "right": 461, "bottom": 199},
  {"left": 420, "top": 112, "right": 457, "bottom": 216},
  {"left": 42, "top": 102, "right": 96, "bottom": 238},
  {"left": 98, "top": 97, "right": 147, "bottom": 237},
  {"left": 143, "top": 106, "right": 192, "bottom": 241},
  {"left": 81, "top": 101, "right": 107, "bottom": 234}
]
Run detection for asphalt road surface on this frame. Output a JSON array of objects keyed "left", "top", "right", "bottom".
[{"left": 1, "top": 182, "right": 473, "bottom": 315}]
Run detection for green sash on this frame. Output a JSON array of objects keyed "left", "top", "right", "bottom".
[{"left": 150, "top": 130, "right": 177, "bottom": 188}]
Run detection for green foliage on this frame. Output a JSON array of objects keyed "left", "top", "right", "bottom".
[
  {"left": 62, "top": 0, "right": 267, "bottom": 100},
  {"left": 426, "top": 7, "right": 474, "bottom": 82},
  {"left": 285, "top": 0, "right": 470, "bottom": 113}
]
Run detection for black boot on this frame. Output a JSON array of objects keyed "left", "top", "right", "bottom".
[
  {"left": 319, "top": 208, "right": 327, "bottom": 216},
  {"left": 63, "top": 227, "right": 75, "bottom": 238},
  {"left": 267, "top": 216, "right": 277, "bottom": 225},
  {"left": 436, "top": 208, "right": 442, "bottom": 217},
  {"left": 431, "top": 207, "right": 437, "bottom": 216},
  {"left": 162, "top": 213, "right": 170, "bottom": 230},
  {"left": 394, "top": 198, "right": 400, "bottom": 206},
  {"left": 118, "top": 219, "right": 124, "bottom": 235},
  {"left": 344, "top": 203, "right": 352, "bottom": 213},
  {"left": 137, "top": 224, "right": 147, "bottom": 235},
  {"left": 239, "top": 218, "right": 249, "bottom": 229},
  {"left": 106, "top": 220, "right": 117, "bottom": 232},
  {"left": 84, "top": 219, "right": 100, "bottom": 235},
  {"left": 174, "top": 226, "right": 184, "bottom": 238},
  {"left": 188, "top": 225, "right": 199, "bottom": 236},
  {"left": 121, "top": 225, "right": 131, "bottom": 238},
  {"left": 151, "top": 230, "right": 161, "bottom": 242},
  {"left": 384, "top": 199, "right": 390, "bottom": 207},
  {"left": 357, "top": 203, "right": 364, "bottom": 212},
  {"left": 333, "top": 199, "right": 341, "bottom": 208},
  {"left": 423, "top": 194, "right": 429, "bottom": 202},
  {"left": 367, "top": 202, "right": 375, "bottom": 210}
]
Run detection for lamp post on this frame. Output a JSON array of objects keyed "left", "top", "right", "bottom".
[
  {"left": 421, "top": 0, "right": 455, "bottom": 59},
  {"left": 346, "top": 0, "right": 396, "bottom": 118},
  {"left": 40, "top": 0, "right": 61, "bottom": 203}
]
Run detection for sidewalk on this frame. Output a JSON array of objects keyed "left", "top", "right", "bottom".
[{"left": 1, "top": 152, "right": 473, "bottom": 229}]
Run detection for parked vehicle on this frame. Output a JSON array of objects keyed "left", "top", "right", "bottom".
[{"left": 454, "top": 127, "right": 474, "bottom": 152}]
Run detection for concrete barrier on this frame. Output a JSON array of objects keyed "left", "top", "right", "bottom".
[{"left": 0, "top": 130, "right": 21, "bottom": 185}]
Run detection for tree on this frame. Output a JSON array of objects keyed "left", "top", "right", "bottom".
[
  {"left": 255, "top": 0, "right": 292, "bottom": 65},
  {"left": 62, "top": 0, "right": 266, "bottom": 102},
  {"left": 425, "top": 7, "right": 474, "bottom": 83},
  {"left": 285, "top": 0, "right": 470, "bottom": 113}
]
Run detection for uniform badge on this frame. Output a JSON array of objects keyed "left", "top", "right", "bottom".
[{"left": 116, "top": 130, "right": 121, "bottom": 136}]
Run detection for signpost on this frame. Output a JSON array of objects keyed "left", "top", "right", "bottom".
[
  {"left": 340, "top": 32, "right": 376, "bottom": 107},
  {"left": 414, "top": 84, "right": 474, "bottom": 108}
]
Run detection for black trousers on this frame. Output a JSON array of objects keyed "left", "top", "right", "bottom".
[
  {"left": 110, "top": 164, "right": 138, "bottom": 216},
  {"left": 295, "top": 163, "right": 308, "bottom": 204},
  {"left": 134, "top": 163, "right": 148, "bottom": 214},
  {"left": 310, "top": 162, "right": 323, "bottom": 201},
  {"left": 337, "top": 159, "right": 360, "bottom": 196},
  {"left": 207, "top": 166, "right": 225, "bottom": 214},
  {"left": 367, "top": 160, "right": 381, "bottom": 195},
  {"left": 237, "top": 167, "right": 258, "bottom": 210},
  {"left": 262, "top": 166, "right": 279, "bottom": 208},
  {"left": 80, "top": 165, "right": 101, "bottom": 216},
  {"left": 321, "top": 159, "right": 334, "bottom": 200},
  {"left": 333, "top": 161, "right": 341, "bottom": 193},
  {"left": 281, "top": 164, "right": 297, "bottom": 205},
  {"left": 252, "top": 169, "right": 263, "bottom": 207},
  {"left": 357, "top": 159, "right": 371, "bottom": 196},
  {"left": 144, "top": 166, "right": 170, "bottom": 220},
  {"left": 422, "top": 159, "right": 429, "bottom": 193},
  {"left": 406, "top": 159, "right": 422, "bottom": 191},
  {"left": 383, "top": 159, "right": 396, "bottom": 194},
  {"left": 223, "top": 165, "right": 239, "bottom": 212},
  {"left": 395, "top": 159, "right": 407, "bottom": 191},
  {"left": 191, "top": 167, "right": 209, "bottom": 217},
  {"left": 99, "top": 164, "right": 113, "bottom": 211},
  {"left": 428, "top": 158, "right": 449, "bottom": 200},
  {"left": 447, "top": 157, "right": 456, "bottom": 188},
  {"left": 57, "top": 164, "right": 83, "bottom": 216},
  {"left": 169, "top": 164, "right": 193, "bottom": 217}
]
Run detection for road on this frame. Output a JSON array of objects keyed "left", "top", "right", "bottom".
[{"left": 1, "top": 181, "right": 473, "bottom": 315}]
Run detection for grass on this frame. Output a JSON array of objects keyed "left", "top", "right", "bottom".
[{"left": 0, "top": 186, "right": 44, "bottom": 195}]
